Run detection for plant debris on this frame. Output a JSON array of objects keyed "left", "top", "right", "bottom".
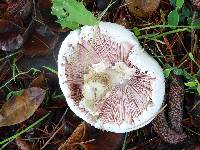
[
  {"left": 59, "top": 122, "right": 124, "bottom": 150},
  {"left": 0, "top": 87, "right": 45, "bottom": 127},
  {"left": 152, "top": 73, "right": 187, "bottom": 144}
]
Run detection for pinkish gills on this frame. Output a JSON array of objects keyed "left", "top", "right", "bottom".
[{"left": 65, "top": 28, "right": 154, "bottom": 124}]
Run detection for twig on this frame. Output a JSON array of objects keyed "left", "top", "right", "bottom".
[
  {"left": 41, "top": 109, "right": 68, "bottom": 149},
  {"left": 41, "top": 123, "right": 65, "bottom": 149}
]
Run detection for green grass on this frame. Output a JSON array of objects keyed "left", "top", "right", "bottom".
[{"left": 0, "top": 113, "right": 50, "bottom": 149}]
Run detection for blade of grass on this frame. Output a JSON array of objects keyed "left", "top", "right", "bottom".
[
  {"left": 138, "top": 28, "right": 190, "bottom": 40},
  {"left": 121, "top": 133, "right": 128, "bottom": 150},
  {"left": 138, "top": 25, "right": 200, "bottom": 31},
  {"left": 0, "top": 113, "right": 50, "bottom": 146},
  {"left": 42, "top": 66, "right": 58, "bottom": 75},
  {"left": 0, "top": 51, "right": 22, "bottom": 63}
]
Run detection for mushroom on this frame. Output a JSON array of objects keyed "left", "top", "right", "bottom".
[{"left": 58, "top": 22, "right": 165, "bottom": 133}]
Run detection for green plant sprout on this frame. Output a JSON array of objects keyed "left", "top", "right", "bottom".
[
  {"left": 168, "top": 0, "right": 200, "bottom": 26},
  {"left": 163, "top": 52, "right": 200, "bottom": 95},
  {"left": 0, "top": 67, "right": 41, "bottom": 89},
  {"left": 168, "top": 0, "right": 184, "bottom": 26}
]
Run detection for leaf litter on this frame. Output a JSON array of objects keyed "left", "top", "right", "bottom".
[
  {"left": 0, "top": 0, "right": 200, "bottom": 149},
  {"left": 0, "top": 87, "right": 45, "bottom": 127}
]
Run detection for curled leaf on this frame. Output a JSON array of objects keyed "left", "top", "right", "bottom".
[
  {"left": 152, "top": 74, "right": 187, "bottom": 144},
  {"left": 168, "top": 74, "right": 185, "bottom": 132},
  {"left": 59, "top": 122, "right": 86, "bottom": 150},
  {"left": 152, "top": 110, "right": 187, "bottom": 144},
  {"left": 0, "top": 87, "right": 45, "bottom": 127},
  {"left": 59, "top": 122, "right": 124, "bottom": 150}
]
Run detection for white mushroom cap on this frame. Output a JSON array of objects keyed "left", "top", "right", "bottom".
[{"left": 58, "top": 22, "right": 165, "bottom": 133}]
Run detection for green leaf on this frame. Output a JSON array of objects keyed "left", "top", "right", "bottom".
[
  {"left": 173, "top": 68, "right": 184, "bottom": 75},
  {"left": 188, "top": 52, "right": 195, "bottom": 62},
  {"left": 176, "top": 0, "right": 184, "bottom": 9},
  {"left": 43, "top": 66, "right": 58, "bottom": 75},
  {"left": 168, "top": 9, "right": 180, "bottom": 26},
  {"left": 51, "top": 0, "right": 98, "bottom": 29},
  {"left": 184, "top": 81, "right": 197, "bottom": 87},
  {"left": 170, "top": 0, "right": 176, "bottom": 7},
  {"left": 163, "top": 68, "right": 172, "bottom": 78},
  {"left": 197, "top": 83, "right": 200, "bottom": 95},
  {"left": 193, "top": 18, "right": 200, "bottom": 26},
  {"left": 132, "top": 27, "right": 141, "bottom": 37},
  {"left": 183, "top": 70, "right": 195, "bottom": 81},
  {"left": 180, "top": 5, "right": 192, "bottom": 23},
  {"left": 197, "top": 69, "right": 200, "bottom": 77}
]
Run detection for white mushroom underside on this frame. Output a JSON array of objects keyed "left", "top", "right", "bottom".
[{"left": 58, "top": 22, "right": 165, "bottom": 133}]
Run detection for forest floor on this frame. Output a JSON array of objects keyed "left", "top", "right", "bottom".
[{"left": 0, "top": 0, "right": 200, "bottom": 149}]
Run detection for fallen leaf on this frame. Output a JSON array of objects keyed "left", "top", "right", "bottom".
[
  {"left": 152, "top": 109, "right": 187, "bottom": 144},
  {"left": 37, "top": 0, "right": 68, "bottom": 32},
  {"left": 59, "top": 122, "right": 124, "bottom": 150},
  {"left": 5, "top": 0, "right": 32, "bottom": 24},
  {"left": 84, "top": 128, "right": 124, "bottom": 150},
  {"left": 15, "top": 136, "right": 33, "bottom": 150},
  {"left": 23, "top": 23, "right": 59, "bottom": 56},
  {"left": 0, "top": 60, "right": 11, "bottom": 83},
  {"left": 168, "top": 74, "right": 185, "bottom": 132},
  {"left": 29, "top": 74, "right": 46, "bottom": 88},
  {"left": 0, "top": 19, "right": 24, "bottom": 51},
  {"left": 0, "top": 87, "right": 45, "bottom": 127},
  {"left": 59, "top": 122, "right": 86, "bottom": 150}
]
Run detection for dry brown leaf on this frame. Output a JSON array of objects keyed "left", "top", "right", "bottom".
[
  {"left": 59, "top": 122, "right": 86, "bottom": 150},
  {"left": 125, "top": 0, "right": 160, "bottom": 17},
  {"left": 84, "top": 131, "right": 123, "bottom": 150},
  {"left": 0, "top": 19, "right": 24, "bottom": 51},
  {"left": 30, "top": 74, "right": 46, "bottom": 88},
  {"left": 5, "top": 0, "right": 32, "bottom": 23},
  {"left": 23, "top": 23, "right": 59, "bottom": 56},
  {"left": 15, "top": 137, "right": 33, "bottom": 150},
  {"left": 59, "top": 122, "right": 124, "bottom": 150},
  {"left": 152, "top": 109, "right": 187, "bottom": 144},
  {"left": 0, "top": 87, "right": 45, "bottom": 127},
  {"left": 168, "top": 74, "right": 185, "bottom": 132}
]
